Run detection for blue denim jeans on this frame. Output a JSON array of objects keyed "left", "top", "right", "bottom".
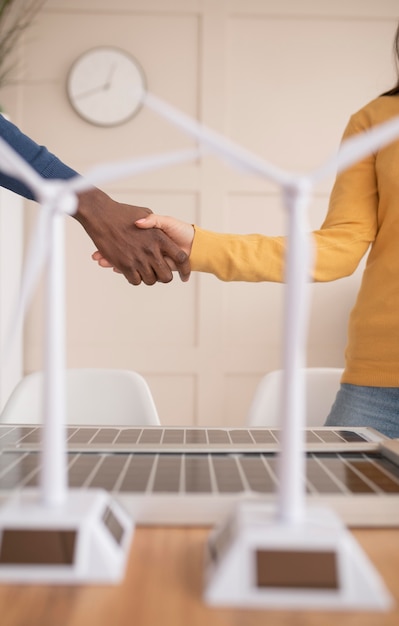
[{"left": 324, "top": 383, "right": 399, "bottom": 438}]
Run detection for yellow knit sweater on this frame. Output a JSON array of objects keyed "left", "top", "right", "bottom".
[{"left": 190, "top": 96, "right": 399, "bottom": 386}]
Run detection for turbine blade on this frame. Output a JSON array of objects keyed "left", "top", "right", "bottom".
[
  {"left": 310, "top": 114, "right": 399, "bottom": 184},
  {"left": 144, "top": 93, "right": 294, "bottom": 187},
  {"left": 65, "top": 148, "right": 201, "bottom": 195}
]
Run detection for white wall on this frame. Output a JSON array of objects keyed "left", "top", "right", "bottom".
[
  {"left": 0, "top": 188, "right": 23, "bottom": 410},
  {"left": 0, "top": 0, "right": 398, "bottom": 425}
]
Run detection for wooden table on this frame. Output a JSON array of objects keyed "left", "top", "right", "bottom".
[{"left": 0, "top": 526, "right": 398, "bottom": 626}]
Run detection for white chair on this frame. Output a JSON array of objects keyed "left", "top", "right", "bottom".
[
  {"left": 247, "top": 367, "right": 343, "bottom": 427},
  {"left": 0, "top": 368, "right": 160, "bottom": 425}
]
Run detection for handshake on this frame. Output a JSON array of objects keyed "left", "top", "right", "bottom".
[
  {"left": 91, "top": 211, "right": 195, "bottom": 284},
  {"left": 86, "top": 188, "right": 280, "bottom": 286}
]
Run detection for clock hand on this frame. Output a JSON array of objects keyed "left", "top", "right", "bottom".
[
  {"left": 75, "top": 63, "right": 117, "bottom": 100},
  {"left": 74, "top": 83, "right": 108, "bottom": 100},
  {"left": 104, "top": 63, "right": 116, "bottom": 89}
]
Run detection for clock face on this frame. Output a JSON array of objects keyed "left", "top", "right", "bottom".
[{"left": 67, "top": 47, "right": 146, "bottom": 126}]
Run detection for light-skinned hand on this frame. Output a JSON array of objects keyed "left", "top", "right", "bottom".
[{"left": 91, "top": 213, "right": 194, "bottom": 276}]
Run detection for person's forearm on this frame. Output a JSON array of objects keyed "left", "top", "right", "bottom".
[
  {"left": 0, "top": 115, "right": 77, "bottom": 199},
  {"left": 190, "top": 226, "right": 286, "bottom": 282},
  {"left": 0, "top": 116, "right": 190, "bottom": 285}
]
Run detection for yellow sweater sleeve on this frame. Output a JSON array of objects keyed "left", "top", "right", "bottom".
[
  {"left": 190, "top": 227, "right": 287, "bottom": 282},
  {"left": 190, "top": 111, "right": 379, "bottom": 283}
]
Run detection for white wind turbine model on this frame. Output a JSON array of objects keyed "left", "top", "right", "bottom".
[
  {"left": 143, "top": 93, "right": 399, "bottom": 610},
  {"left": 0, "top": 94, "right": 398, "bottom": 601},
  {"left": 0, "top": 139, "right": 199, "bottom": 583}
]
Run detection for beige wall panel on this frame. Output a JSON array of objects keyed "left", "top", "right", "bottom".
[
  {"left": 44, "top": 0, "right": 399, "bottom": 18},
  {"left": 226, "top": 17, "right": 397, "bottom": 178},
  {"left": 223, "top": 374, "right": 261, "bottom": 427},
  {"left": 45, "top": 1, "right": 202, "bottom": 11},
  {"left": 223, "top": 280, "right": 285, "bottom": 351},
  {"left": 226, "top": 192, "right": 287, "bottom": 235},
  {"left": 147, "top": 374, "right": 196, "bottom": 425},
  {"left": 228, "top": 0, "right": 399, "bottom": 19}
]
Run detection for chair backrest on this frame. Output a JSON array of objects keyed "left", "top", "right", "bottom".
[
  {"left": 247, "top": 367, "right": 343, "bottom": 427},
  {"left": 0, "top": 368, "right": 160, "bottom": 425}
]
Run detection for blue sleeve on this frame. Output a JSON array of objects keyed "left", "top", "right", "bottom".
[{"left": 0, "top": 115, "right": 78, "bottom": 200}]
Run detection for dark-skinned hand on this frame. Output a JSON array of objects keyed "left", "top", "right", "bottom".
[{"left": 74, "top": 187, "right": 191, "bottom": 285}]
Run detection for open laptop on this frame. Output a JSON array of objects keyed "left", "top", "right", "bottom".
[{"left": 0, "top": 424, "right": 398, "bottom": 527}]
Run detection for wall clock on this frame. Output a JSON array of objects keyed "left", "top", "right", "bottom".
[{"left": 67, "top": 46, "right": 146, "bottom": 127}]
